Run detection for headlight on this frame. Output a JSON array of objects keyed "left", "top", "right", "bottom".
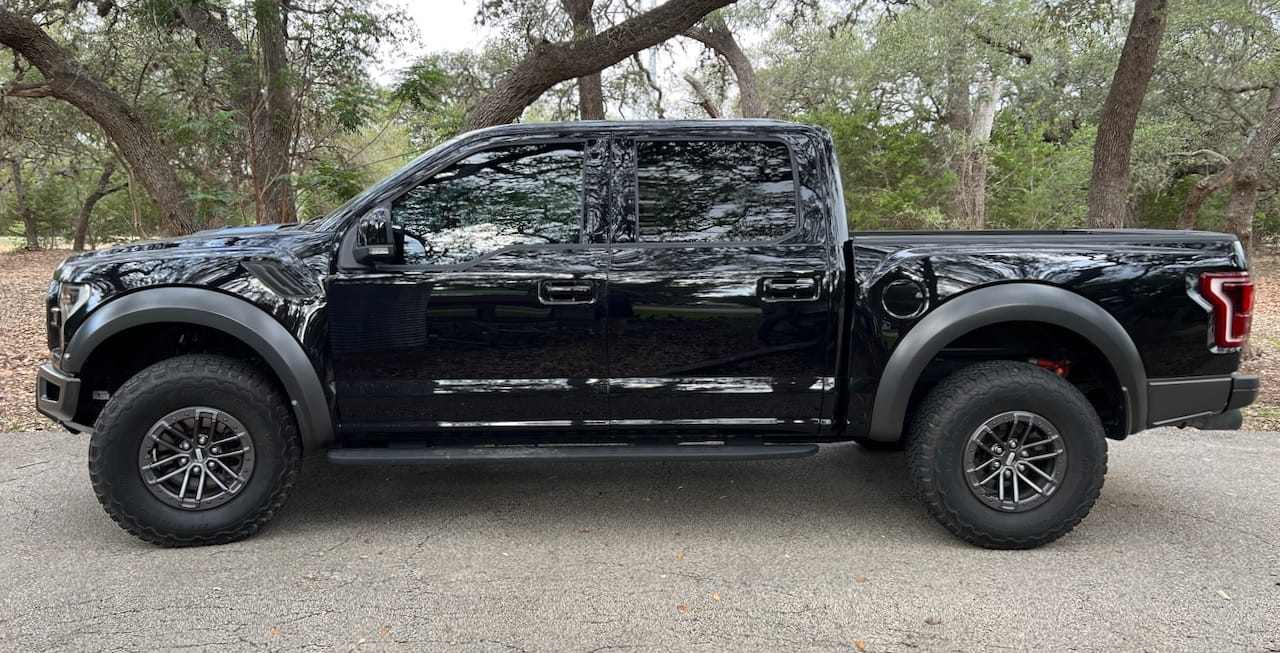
[{"left": 58, "top": 283, "right": 97, "bottom": 318}]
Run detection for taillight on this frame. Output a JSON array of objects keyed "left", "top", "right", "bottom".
[{"left": 1199, "top": 271, "right": 1254, "bottom": 349}]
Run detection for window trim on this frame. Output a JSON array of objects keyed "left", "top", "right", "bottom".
[
  {"left": 624, "top": 136, "right": 804, "bottom": 247},
  {"left": 362, "top": 138, "right": 596, "bottom": 271}
]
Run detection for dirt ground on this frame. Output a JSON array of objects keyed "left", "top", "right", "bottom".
[{"left": 2, "top": 246, "right": 1278, "bottom": 432}]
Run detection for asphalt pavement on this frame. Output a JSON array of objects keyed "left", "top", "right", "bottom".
[{"left": 0, "top": 427, "right": 1277, "bottom": 652}]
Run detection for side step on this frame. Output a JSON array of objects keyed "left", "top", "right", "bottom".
[{"left": 326, "top": 443, "right": 820, "bottom": 465}]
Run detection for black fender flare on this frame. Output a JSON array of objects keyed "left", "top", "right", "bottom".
[
  {"left": 62, "top": 287, "right": 334, "bottom": 450},
  {"left": 866, "top": 283, "right": 1147, "bottom": 441}
]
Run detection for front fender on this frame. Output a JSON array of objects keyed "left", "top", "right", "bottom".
[
  {"left": 63, "top": 287, "right": 334, "bottom": 450},
  {"left": 866, "top": 283, "right": 1147, "bottom": 441}
]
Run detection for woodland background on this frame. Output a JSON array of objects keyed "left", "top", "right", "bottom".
[{"left": 0, "top": 0, "right": 1277, "bottom": 249}]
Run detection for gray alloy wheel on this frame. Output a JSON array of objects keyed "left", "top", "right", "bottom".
[{"left": 90, "top": 354, "right": 301, "bottom": 547}]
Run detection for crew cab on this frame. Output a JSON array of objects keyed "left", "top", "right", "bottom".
[{"left": 36, "top": 120, "right": 1258, "bottom": 549}]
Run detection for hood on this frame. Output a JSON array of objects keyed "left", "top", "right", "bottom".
[{"left": 53, "top": 224, "right": 339, "bottom": 289}]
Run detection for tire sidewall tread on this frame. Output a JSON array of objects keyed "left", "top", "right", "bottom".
[
  {"left": 88, "top": 354, "right": 301, "bottom": 547},
  {"left": 906, "top": 360, "right": 1108, "bottom": 549}
]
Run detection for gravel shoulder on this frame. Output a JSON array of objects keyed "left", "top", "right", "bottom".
[{"left": 1, "top": 428, "right": 1277, "bottom": 651}]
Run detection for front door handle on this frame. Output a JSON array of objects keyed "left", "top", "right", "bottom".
[
  {"left": 760, "top": 276, "right": 819, "bottom": 302},
  {"left": 539, "top": 279, "right": 597, "bottom": 305}
]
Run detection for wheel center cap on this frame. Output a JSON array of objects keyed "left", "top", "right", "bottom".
[
  {"left": 1005, "top": 451, "right": 1017, "bottom": 466},
  {"left": 195, "top": 449, "right": 206, "bottom": 462}
]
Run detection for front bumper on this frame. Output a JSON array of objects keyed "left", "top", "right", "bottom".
[
  {"left": 1146, "top": 373, "right": 1259, "bottom": 429},
  {"left": 36, "top": 363, "right": 89, "bottom": 433}
]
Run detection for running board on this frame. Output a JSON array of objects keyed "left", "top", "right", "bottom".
[{"left": 326, "top": 443, "right": 820, "bottom": 465}]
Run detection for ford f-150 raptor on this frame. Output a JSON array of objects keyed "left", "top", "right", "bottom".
[{"left": 36, "top": 120, "right": 1258, "bottom": 549}]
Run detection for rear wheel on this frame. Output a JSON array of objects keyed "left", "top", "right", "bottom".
[
  {"left": 906, "top": 360, "right": 1107, "bottom": 549},
  {"left": 89, "top": 355, "right": 301, "bottom": 546}
]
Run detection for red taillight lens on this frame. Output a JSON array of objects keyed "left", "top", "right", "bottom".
[{"left": 1199, "top": 272, "right": 1254, "bottom": 349}]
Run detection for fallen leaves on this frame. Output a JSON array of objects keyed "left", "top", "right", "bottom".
[
  {"left": 855, "top": 640, "right": 866, "bottom": 651},
  {"left": 380, "top": 626, "right": 391, "bottom": 636},
  {"left": 711, "top": 594, "right": 721, "bottom": 602},
  {"left": 1217, "top": 589, "right": 1232, "bottom": 600},
  {"left": 925, "top": 617, "right": 943, "bottom": 626},
  {"left": 676, "top": 604, "right": 692, "bottom": 612},
  {"left": 268, "top": 628, "right": 283, "bottom": 637},
  {"left": 855, "top": 575, "right": 868, "bottom": 583}
]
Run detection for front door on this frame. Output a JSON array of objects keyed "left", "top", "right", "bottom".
[{"left": 328, "top": 140, "right": 609, "bottom": 437}]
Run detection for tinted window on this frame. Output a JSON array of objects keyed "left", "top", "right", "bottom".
[
  {"left": 392, "top": 143, "right": 584, "bottom": 265},
  {"left": 635, "top": 140, "right": 797, "bottom": 243}
]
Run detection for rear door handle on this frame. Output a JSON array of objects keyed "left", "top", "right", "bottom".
[
  {"left": 539, "top": 279, "right": 597, "bottom": 305},
  {"left": 760, "top": 276, "right": 819, "bottom": 302}
]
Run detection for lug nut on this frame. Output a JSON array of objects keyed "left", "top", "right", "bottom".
[
  {"left": 179, "top": 457, "right": 188, "bottom": 465},
  {"left": 1016, "top": 463, "right": 1025, "bottom": 471},
  {"left": 180, "top": 442, "right": 190, "bottom": 450},
  {"left": 207, "top": 461, "right": 217, "bottom": 468},
  {"left": 1021, "top": 450, "right": 1030, "bottom": 457},
  {"left": 198, "top": 436, "right": 208, "bottom": 446},
  {"left": 991, "top": 459, "right": 1001, "bottom": 468},
  {"left": 992, "top": 446, "right": 1004, "bottom": 454},
  {"left": 211, "top": 446, "right": 221, "bottom": 455},
  {"left": 1007, "top": 440, "right": 1017, "bottom": 449}
]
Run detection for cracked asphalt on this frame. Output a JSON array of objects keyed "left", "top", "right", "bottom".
[{"left": 1, "top": 427, "right": 1278, "bottom": 652}]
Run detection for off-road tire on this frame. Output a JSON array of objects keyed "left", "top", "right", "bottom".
[
  {"left": 906, "top": 360, "right": 1107, "bottom": 549},
  {"left": 88, "top": 354, "right": 301, "bottom": 546}
]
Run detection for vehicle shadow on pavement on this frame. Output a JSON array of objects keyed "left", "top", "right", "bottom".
[{"left": 266, "top": 443, "right": 938, "bottom": 544}]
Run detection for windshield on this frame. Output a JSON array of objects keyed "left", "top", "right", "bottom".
[{"left": 298, "top": 133, "right": 472, "bottom": 232}]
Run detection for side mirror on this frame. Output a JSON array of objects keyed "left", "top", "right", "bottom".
[{"left": 353, "top": 207, "right": 397, "bottom": 264}]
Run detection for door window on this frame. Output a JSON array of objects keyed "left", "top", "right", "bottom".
[
  {"left": 392, "top": 142, "right": 585, "bottom": 265},
  {"left": 635, "top": 140, "right": 797, "bottom": 243}
]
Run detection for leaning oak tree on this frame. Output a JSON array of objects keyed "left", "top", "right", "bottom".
[
  {"left": 0, "top": 7, "right": 197, "bottom": 235},
  {"left": 1085, "top": 0, "right": 1169, "bottom": 228},
  {"left": 464, "top": 0, "right": 739, "bottom": 130}
]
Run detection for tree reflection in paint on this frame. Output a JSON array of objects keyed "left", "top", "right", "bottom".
[{"left": 392, "top": 143, "right": 585, "bottom": 265}]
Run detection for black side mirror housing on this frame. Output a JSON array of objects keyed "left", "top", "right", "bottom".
[{"left": 353, "top": 207, "right": 397, "bottom": 264}]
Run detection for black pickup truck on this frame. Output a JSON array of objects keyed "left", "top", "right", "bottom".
[{"left": 37, "top": 120, "right": 1258, "bottom": 549}]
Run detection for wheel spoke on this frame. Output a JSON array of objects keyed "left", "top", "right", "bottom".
[
  {"left": 1023, "top": 450, "right": 1062, "bottom": 462},
  {"left": 194, "top": 470, "right": 206, "bottom": 502},
  {"left": 211, "top": 447, "right": 248, "bottom": 459},
  {"left": 1020, "top": 436, "right": 1058, "bottom": 450},
  {"left": 147, "top": 431, "right": 184, "bottom": 453},
  {"left": 148, "top": 465, "right": 189, "bottom": 485},
  {"left": 975, "top": 467, "right": 1002, "bottom": 486},
  {"left": 1016, "top": 470, "right": 1045, "bottom": 495},
  {"left": 176, "top": 466, "right": 194, "bottom": 499},
  {"left": 206, "top": 469, "right": 233, "bottom": 493},
  {"left": 1012, "top": 471, "right": 1020, "bottom": 504},
  {"left": 141, "top": 454, "right": 184, "bottom": 471},
  {"left": 1024, "top": 462, "right": 1055, "bottom": 482}
]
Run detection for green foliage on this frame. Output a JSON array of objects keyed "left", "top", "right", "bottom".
[
  {"left": 801, "top": 108, "right": 951, "bottom": 230},
  {"left": 986, "top": 119, "right": 1093, "bottom": 229}
]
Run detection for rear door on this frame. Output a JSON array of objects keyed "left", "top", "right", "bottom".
[{"left": 605, "top": 137, "right": 834, "bottom": 435}]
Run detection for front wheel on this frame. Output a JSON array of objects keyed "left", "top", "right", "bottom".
[
  {"left": 89, "top": 355, "right": 301, "bottom": 546},
  {"left": 906, "top": 361, "right": 1107, "bottom": 549}
]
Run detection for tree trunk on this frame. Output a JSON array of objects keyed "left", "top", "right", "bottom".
[
  {"left": 561, "top": 0, "right": 604, "bottom": 120},
  {"left": 1223, "top": 85, "right": 1280, "bottom": 250},
  {"left": 1085, "top": 0, "right": 1168, "bottom": 228},
  {"left": 686, "top": 14, "right": 763, "bottom": 118},
  {"left": 0, "top": 7, "right": 196, "bottom": 235},
  {"left": 74, "top": 159, "right": 118, "bottom": 251},
  {"left": 1177, "top": 169, "right": 1232, "bottom": 229},
  {"left": 464, "top": 0, "right": 738, "bottom": 130},
  {"left": 684, "top": 72, "right": 722, "bottom": 118},
  {"left": 8, "top": 158, "right": 40, "bottom": 250},
  {"left": 252, "top": 0, "right": 296, "bottom": 224},
  {"left": 173, "top": 0, "right": 295, "bottom": 224}
]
